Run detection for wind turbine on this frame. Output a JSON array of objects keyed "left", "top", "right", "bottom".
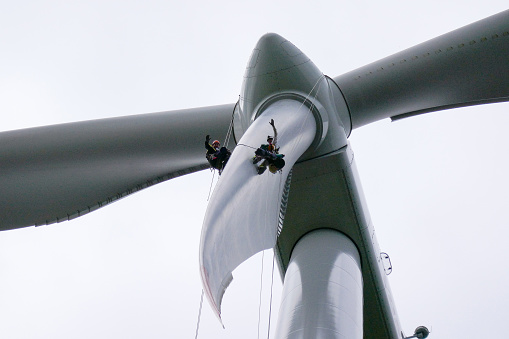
[{"left": 0, "top": 3, "right": 508, "bottom": 339}]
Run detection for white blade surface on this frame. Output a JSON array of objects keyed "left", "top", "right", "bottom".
[{"left": 199, "top": 99, "right": 316, "bottom": 318}]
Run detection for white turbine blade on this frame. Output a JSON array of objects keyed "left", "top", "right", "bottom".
[
  {"left": 334, "top": 9, "right": 509, "bottom": 128},
  {"left": 0, "top": 104, "right": 234, "bottom": 231},
  {"left": 199, "top": 99, "right": 316, "bottom": 319}
]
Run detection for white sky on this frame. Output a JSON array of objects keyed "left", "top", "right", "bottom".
[{"left": 1, "top": 1, "right": 508, "bottom": 338}]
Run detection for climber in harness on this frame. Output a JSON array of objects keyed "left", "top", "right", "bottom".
[
  {"left": 205, "top": 135, "right": 231, "bottom": 174},
  {"left": 252, "top": 119, "right": 285, "bottom": 175}
]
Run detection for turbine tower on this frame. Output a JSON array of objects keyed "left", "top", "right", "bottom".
[
  {"left": 1, "top": 9, "right": 508, "bottom": 339},
  {"left": 199, "top": 10, "right": 509, "bottom": 338}
]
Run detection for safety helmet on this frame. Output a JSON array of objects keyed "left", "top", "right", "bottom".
[
  {"left": 267, "top": 135, "right": 273, "bottom": 142},
  {"left": 212, "top": 140, "right": 220, "bottom": 146}
]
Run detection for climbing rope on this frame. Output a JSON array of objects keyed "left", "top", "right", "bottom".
[
  {"left": 223, "top": 111, "right": 235, "bottom": 147},
  {"left": 266, "top": 251, "right": 276, "bottom": 339},
  {"left": 207, "top": 168, "right": 216, "bottom": 201},
  {"left": 236, "top": 143, "right": 258, "bottom": 150},
  {"left": 194, "top": 289, "right": 204, "bottom": 339},
  {"left": 262, "top": 171, "right": 284, "bottom": 339},
  {"left": 256, "top": 249, "right": 278, "bottom": 339},
  {"left": 257, "top": 250, "right": 265, "bottom": 339}
]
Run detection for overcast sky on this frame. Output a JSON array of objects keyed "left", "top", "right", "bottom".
[{"left": 1, "top": 1, "right": 508, "bottom": 338}]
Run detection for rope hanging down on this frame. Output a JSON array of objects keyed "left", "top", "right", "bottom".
[
  {"left": 194, "top": 289, "right": 204, "bottom": 339},
  {"left": 262, "top": 172, "right": 285, "bottom": 339},
  {"left": 256, "top": 249, "right": 278, "bottom": 339},
  {"left": 255, "top": 172, "right": 284, "bottom": 339},
  {"left": 257, "top": 251, "right": 265, "bottom": 339},
  {"left": 207, "top": 168, "right": 216, "bottom": 201},
  {"left": 266, "top": 251, "right": 276, "bottom": 339}
]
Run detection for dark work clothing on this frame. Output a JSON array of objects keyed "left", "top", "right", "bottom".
[
  {"left": 254, "top": 147, "right": 285, "bottom": 171},
  {"left": 205, "top": 141, "right": 230, "bottom": 172}
]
